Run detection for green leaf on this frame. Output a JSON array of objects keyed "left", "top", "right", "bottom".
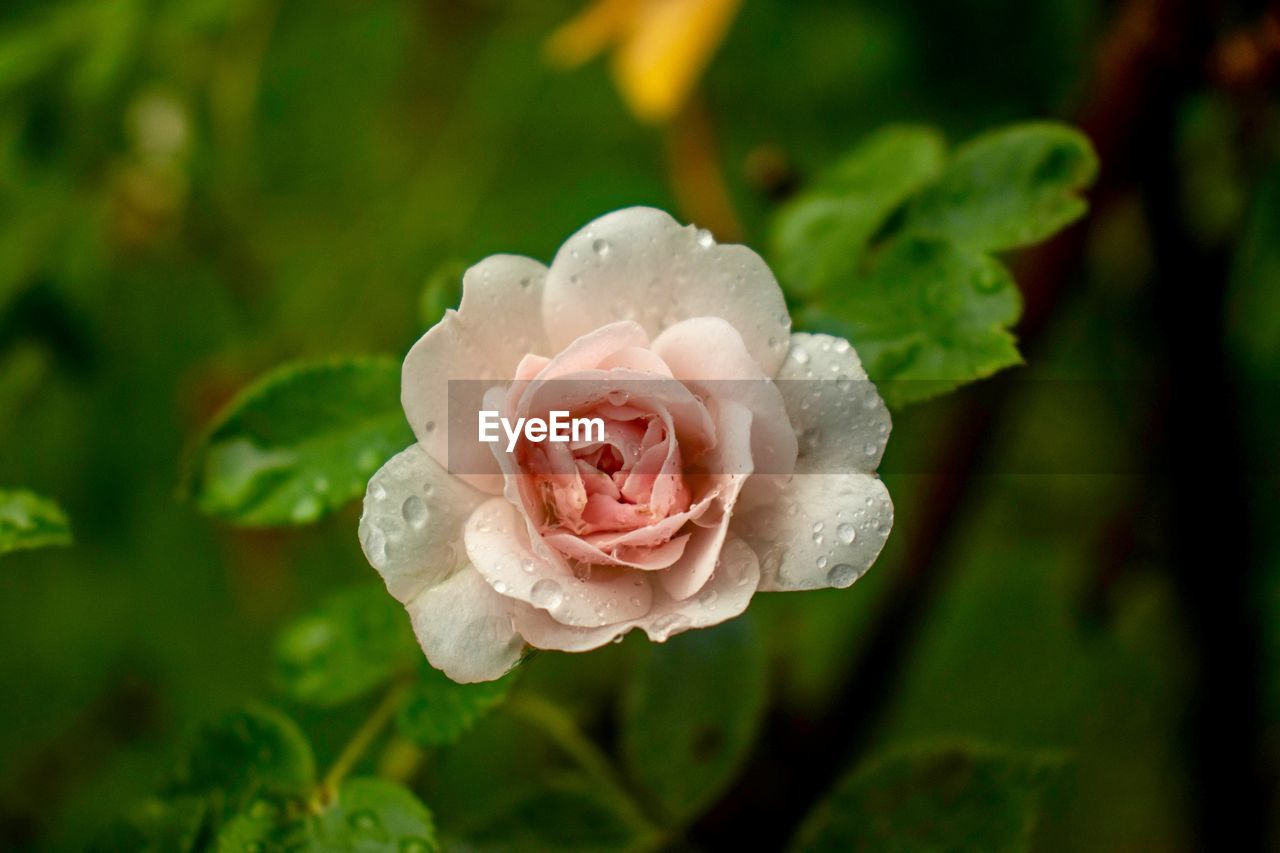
[
  {"left": 773, "top": 125, "right": 946, "bottom": 296},
  {"left": 91, "top": 795, "right": 206, "bottom": 853},
  {"left": 904, "top": 122, "right": 1098, "bottom": 252},
  {"left": 620, "top": 616, "right": 767, "bottom": 823},
  {"left": 395, "top": 663, "right": 515, "bottom": 748},
  {"left": 184, "top": 357, "right": 412, "bottom": 527},
  {"left": 790, "top": 742, "right": 1064, "bottom": 853},
  {"left": 419, "top": 258, "right": 467, "bottom": 330},
  {"left": 453, "top": 774, "right": 647, "bottom": 852},
  {"left": 216, "top": 778, "right": 438, "bottom": 853},
  {"left": 274, "top": 584, "right": 418, "bottom": 707},
  {"left": 167, "top": 703, "right": 316, "bottom": 825},
  {"left": 808, "top": 238, "right": 1023, "bottom": 407},
  {"left": 0, "top": 489, "right": 71, "bottom": 555}
]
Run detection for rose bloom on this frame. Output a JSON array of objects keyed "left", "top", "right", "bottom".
[{"left": 360, "top": 208, "right": 893, "bottom": 682}]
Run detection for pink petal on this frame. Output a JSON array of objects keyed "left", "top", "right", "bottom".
[
  {"left": 654, "top": 317, "right": 798, "bottom": 509},
  {"left": 464, "top": 498, "right": 653, "bottom": 628}
]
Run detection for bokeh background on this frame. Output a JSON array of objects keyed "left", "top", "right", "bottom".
[{"left": 1, "top": 0, "right": 1278, "bottom": 849}]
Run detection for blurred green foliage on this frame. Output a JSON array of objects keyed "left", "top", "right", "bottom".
[
  {"left": 791, "top": 742, "right": 1063, "bottom": 852},
  {"left": 0, "top": 0, "right": 1276, "bottom": 850},
  {"left": 0, "top": 488, "right": 71, "bottom": 553}
]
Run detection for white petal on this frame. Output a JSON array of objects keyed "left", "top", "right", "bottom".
[
  {"left": 405, "top": 565, "right": 524, "bottom": 683},
  {"left": 402, "top": 255, "right": 551, "bottom": 491},
  {"left": 777, "top": 332, "right": 892, "bottom": 475},
  {"left": 734, "top": 472, "right": 893, "bottom": 592},
  {"left": 464, "top": 498, "right": 653, "bottom": 628},
  {"left": 359, "top": 445, "right": 485, "bottom": 604},
  {"left": 542, "top": 207, "right": 791, "bottom": 376}
]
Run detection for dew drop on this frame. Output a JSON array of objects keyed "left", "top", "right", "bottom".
[
  {"left": 520, "top": 558, "right": 537, "bottom": 574},
  {"left": 531, "top": 578, "right": 564, "bottom": 610},
  {"left": 827, "top": 564, "right": 858, "bottom": 588},
  {"left": 592, "top": 238, "right": 611, "bottom": 257},
  {"left": 422, "top": 420, "right": 436, "bottom": 434},
  {"left": 696, "top": 228, "right": 715, "bottom": 248},
  {"left": 652, "top": 612, "right": 692, "bottom": 639},
  {"left": 370, "top": 483, "right": 387, "bottom": 501},
  {"left": 816, "top": 555, "right": 829, "bottom": 570},
  {"left": 812, "top": 521, "right": 824, "bottom": 533},
  {"left": 492, "top": 580, "right": 509, "bottom": 594},
  {"left": 791, "top": 347, "right": 810, "bottom": 365},
  {"left": 401, "top": 495, "right": 428, "bottom": 529},
  {"left": 837, "top": 522, "right": 857, "bottom": 544}
]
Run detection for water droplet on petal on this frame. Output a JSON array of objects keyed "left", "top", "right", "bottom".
[
  {"left": 827, "top": 564, "right": 858, "bottom": 588},
  {"left": 531, "top": 578, "right": 564, "bottom": 610},
  {"left": 837, "top": 522, "right": 856, "bottom": 544},
  {"left": 651, "top": 612, "right": 692, "bottom": 640},
  {"left": 696, "top": 228, "right": 715, "bottom": 248},
  {"left": 401, "top": 495, "right": 428, "bottom": 529},
  {"left": 592, "top": 238, "right": 611, "bottom": 257}
]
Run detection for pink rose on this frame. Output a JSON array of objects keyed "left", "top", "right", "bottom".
[{"left": 360, "top": 208, "right": 893, "bottom": 682}]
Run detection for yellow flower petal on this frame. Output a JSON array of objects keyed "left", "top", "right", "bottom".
[
  {"left": 544, "top": 0, "right": 640, "bottom": 69},
  {"left": 612, "top": 0, "right": 743, "bottom": 123}
]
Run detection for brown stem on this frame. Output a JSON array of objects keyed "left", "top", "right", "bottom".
[{"left": 663, "top": 93, "right": 743, "bottom": 242}]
